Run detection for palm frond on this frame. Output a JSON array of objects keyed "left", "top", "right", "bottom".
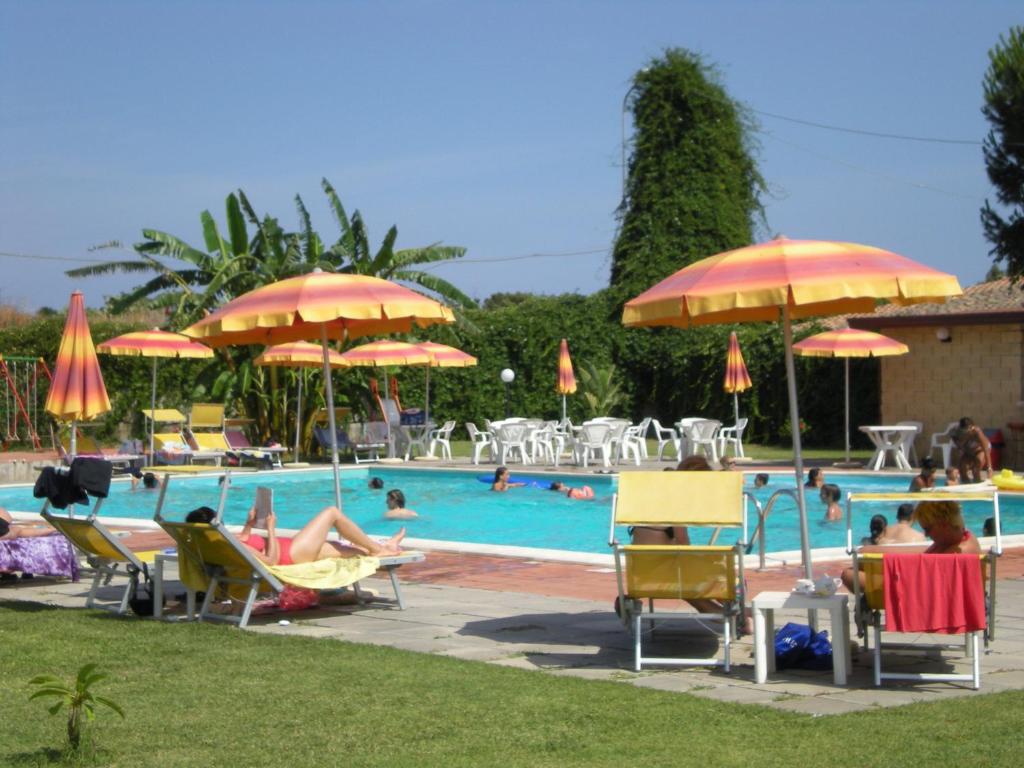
[
  {"left": 393, "top": 270, "right": 478, "bottom": 309},
  {"left": 137, "top": 230, "right": 210, "bottom": 265},
  {"left": 393, "top": 243, "right": 467, "bottom": 268},
  {"left": 65, "top": 260, "right": 157, "bottom": 279},
  {"left": 321, "top": 177, "right": 352, "bottom": 247},
  {"left": 200, "top": 210, "right": 230, "bottom": 258},
  {"left": 369, "top": 225, "right": 398, "bottom": 275},
  {"left": 226, "top": 193, "right": 248, "bottom": 257}
]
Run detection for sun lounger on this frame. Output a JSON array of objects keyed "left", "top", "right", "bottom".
[
  {"left": 609, "top": 471, "right": 748, "bottom": 671},
  {"left": 152, "top": 474, "right": 425, "bottom": 627},
  {"left": 847, "top": 490, "right": 1001, "bottom": 689},
  {"left": 52, "top": 426, "right": 144, "bottom": 470}
]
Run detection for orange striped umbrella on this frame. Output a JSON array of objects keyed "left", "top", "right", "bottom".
[
  {"left": 556, "top": 339, "right": 577, "bottom": 422},
  {"left": 623, "top": 236, "right": 961, "bottom": 578},
  {"left": 794, "top": 328, "right": 909, "bottom": 465},
  {"left": 255, "top": 342, "right": 350, "bottom": 465},
  {"left": 723, "top": 331, "right": 752, "bottom": 427},
  {"left": 182, "top": 270, "right": 454, "bottom": 505},
  {"left": 415, "top": 341, "right": 477, "bottom": 424},
  {"left": 98, "top": 329, "right": 215, "bottom": 466},
  {"left": 45, "top": 292, "right": 111, "bottom": 458}
]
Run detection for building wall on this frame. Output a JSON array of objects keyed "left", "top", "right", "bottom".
[{"left": 878, "top": 323, "right": 1024, "bottom": 469}]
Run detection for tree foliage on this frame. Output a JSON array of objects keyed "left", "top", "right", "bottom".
[
  {"left": 981, "top": 25, "right": 1024, "bottom": 280},
  {"left": 609, "top": 48, "right": 765, "bottom": 306}
]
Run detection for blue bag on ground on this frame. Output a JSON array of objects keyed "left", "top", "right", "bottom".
[{"left": 773, "top": 622, "right": 833, "bottom": 670}]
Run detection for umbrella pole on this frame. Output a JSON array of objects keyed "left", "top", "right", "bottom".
[
  {"left": 425, "top": 367, "right": 431, "bottom": 426},
  {"left": 319, "top": 324, "right": 342, "bottom": 508},
  {"left": 733, "top": 392, "right": 740, "bottom": 427},
  {"left": 149, "top": 358, "right": 158, "bottom": 467},
  {"left": 562, "top": 394, "right": 567, "bottom": 424},
  {"left": 782, "top": 305, "right": 813, "bottom": 582},
  {"left": 294, "top": 372, "right": 303, "bottom": 464},
  {"left": 844, "top": 358, "right": 851, "bottom": 465}
]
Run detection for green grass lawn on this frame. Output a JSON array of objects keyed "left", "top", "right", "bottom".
[{"left": 2, "top": 602, "right": 1018, "bottom": 767}]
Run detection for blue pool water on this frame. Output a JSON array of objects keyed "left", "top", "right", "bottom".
[{"left": 4, "top": 469, "right": 1018, "bottom": 555}]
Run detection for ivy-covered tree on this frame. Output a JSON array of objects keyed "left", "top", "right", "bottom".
[
  {"left": 980, "top": 26, "right": 1024, "bottom": 280},
  {"left": 610, "top": 49, "right": 765, "bottom": 305}
]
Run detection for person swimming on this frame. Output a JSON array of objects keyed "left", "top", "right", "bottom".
[
  {"left": 384, "top": 489, "right": 418, "bottom": 519},
  {"left": 548, "top": 481, "right": 595, "bottom": 500}
]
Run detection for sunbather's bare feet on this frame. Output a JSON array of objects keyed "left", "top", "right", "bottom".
[{"left": 376, "top": 527, "right": 406, "bottom": 556}]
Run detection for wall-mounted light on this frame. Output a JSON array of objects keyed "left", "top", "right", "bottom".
[{"left": 936, "top": 327, "right": 952, "bottom": 343}]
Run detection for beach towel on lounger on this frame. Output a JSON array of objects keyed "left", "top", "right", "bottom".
[
  {"left": 883, "top": 553, "right": 985, "bottom": 634},
  {"left": 0, "top": 535, "right": 80, "bottom": 580}
]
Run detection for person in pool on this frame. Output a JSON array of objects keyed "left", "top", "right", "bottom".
[
  {"left": 368, "top": 477, "right": 385, "bottom": 490},
  {"left": 548, "top": 481, "right": 595, "bottom": 500},
  {"left": 878, "top": 503, "right": 925, "bottom": 544},
  {"left": 861, "top": 514, "right": 888, "bottom": 546},
  {"left": 237, "top": 502, "right": 405, "bottom": 566},
  {"left": 908, "top": 458, "right": 937, "bottom": 492},
  {"left": 384, "top": 489, "right": 418, "bottom": 519},
  {"left": 805, "top": 468, "right": 825, "bottom": 488},
  {"left": 820, "top": 483, "right": 842, "bottom": 522},
  {"left": 130, "top": 470, "right": 158, "bottom": 491},
  {"left": 754, "top": 473, "right": 770, "bottom": 488},
  {"left": 953, "top": 417, "right": 992, "bottom": 484},
  {"left": 491, "top": 466, "right": 525, "bottom": 492}
]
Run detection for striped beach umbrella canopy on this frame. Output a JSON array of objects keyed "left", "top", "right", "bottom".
[
  {"left": 556, "top": 339, "right": 577, "bottom": 423},
  {"left": 183, "top": 270, "right": 454, "bottom": 506},
  {"left": 415, "top": 341, "right": 477, "bottom": 425},
  {"left": 255, "top": 342, "right": 350, "bottom": 466},
  {"left": 723, "top": 331, "right": 752, "bottom": 426},
  {"left": 623, "top": 236, "right": 961, "bottom": 578},
  {"left": 794, "top": 328, "right": 909, "bottom": 465},
  {"left": 45, "top": 292, "right": 111, "bottom": 458},
  {"left": 98, "top": 329, "right": 215, "bottom": 466}
]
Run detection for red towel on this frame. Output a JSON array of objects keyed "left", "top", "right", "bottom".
[{"left": 883, "top": 553, "right": 985, "bottom": 634}]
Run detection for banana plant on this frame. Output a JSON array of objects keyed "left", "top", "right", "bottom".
[{"left": 29, "top": 663, "right": 125, "bottom": 752}]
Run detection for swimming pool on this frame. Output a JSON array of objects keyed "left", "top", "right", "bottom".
[{"left": 3, "top": 468, "right": 1017, "bottom": 556}]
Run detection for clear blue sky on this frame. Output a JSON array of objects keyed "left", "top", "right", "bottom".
[{"left": 1, "top": 1, "right": 1019, "bottom": 311}]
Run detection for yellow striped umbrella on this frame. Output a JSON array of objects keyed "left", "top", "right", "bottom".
[
  {"left": 183, "top": 270, "right": 454, "bottom": 505},
  {"left": 255, "top": 342, "right": 350, "bottom": 465},
  {"left": 623, "top": 236, "right": 961, "bottom": 578},
  {"left": 556, "top": 339, "right": 577, "bottom": 423},
  {"left": 415, "top": 341, "right": 477, "bottom": 425},
  {"left": 98, "top": 329, "right": 215, "bottom": 466},
  {"left": 794, "top": 328, "right": 909, "bottom": 465},
  {"left": 723, "top": 331, "right": 752, "bottom": 426},
  {"left": 45, "top": 292, "right": 111, "bottom": 458}
]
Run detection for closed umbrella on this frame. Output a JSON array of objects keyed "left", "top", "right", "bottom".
[
  {"left": 556, "top": 339, "right": 577, "bottom": 423},
  {"left": 45, "top": 292, "right": 111, "bottom": 459},
  {"left": 182, "top": 269, "right": 454, "bottom": 506},
  {"left": 623, "top": 236, "right": 961, "bottom": 578},
  {"left": 793, "top": 328, "right": 909, "bottom": 466},
  {"left": 415, "top": 341, "right": 477, "bottom": 426},
  {"left": 97, "top": 329, "right": 214, "bottom": 466},
  {"left": 723, "top": 331, "right": 752, "bottom": 427},
  {"left": 254, "top": 341, "right": 350, "bottom": 466}
]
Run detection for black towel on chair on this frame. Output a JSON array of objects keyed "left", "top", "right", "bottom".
[
  {"left": 32, "top": 467, "right": 87, "bottom": 509},
  {"left": 69, "top": 457, "right": 113, "bottom": 498}
]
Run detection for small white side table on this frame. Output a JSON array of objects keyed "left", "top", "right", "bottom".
[
  {"left": 152, "top": 552, "right": 195, "bottom": 621},
  {"left": 753, "top": 591, "right": 851, "bottom": 685}
]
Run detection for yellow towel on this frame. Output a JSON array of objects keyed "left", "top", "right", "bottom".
[{"left": 267, "top": 557, "right": 380, "bottom": 589}]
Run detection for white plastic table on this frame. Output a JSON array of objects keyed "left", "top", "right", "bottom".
[
  {"left": 152, "top": 551, "right": 195, "bottom": 621},
  {"left": 859, "top": 425, "right": 917, "bottom": 470},
  {"left": 752, "top": 591, "right": 851, "bottom": 685}
]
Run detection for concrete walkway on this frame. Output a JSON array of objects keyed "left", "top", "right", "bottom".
[{"left": 4, "top": 557, "right": 1023, "bottom": 716}]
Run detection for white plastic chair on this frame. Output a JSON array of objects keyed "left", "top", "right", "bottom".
[
  {"left": 717, "top": 418, "right": 748, "bottom": 459},
  {"left": 687, "top": 419, "right": 722, "bottom": 464},
  {"left": 619, "top": 422, "right": 648, "bottom": 466},
  {"left": 895, "top": 420, "right": 923, "bottom": 467},
  {"left": 930, "top": 421, "right": 959, "bottom": 468},
  {"left": 573, "top": 422, "right": 612, "bottom": 468},
  {"left": 465, "top": 422, "right": 495, "bottom": 465},
  {"left": 651, "top": 419, "right": 679, "bottom": 461},
  {"left": 427, "top": 420, "right": 457, "bottom": 460},
  {"left": 495, "top": 423, "right": 532, "bottom": 465}
]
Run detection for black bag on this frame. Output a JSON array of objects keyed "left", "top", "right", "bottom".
[{"left": 129, "top": 567, "right": 165, "bottom": 617}]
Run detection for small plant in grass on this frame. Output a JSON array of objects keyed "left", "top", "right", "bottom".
[{"left": 28, "top": 663, "right": 125, "bottom": 756}]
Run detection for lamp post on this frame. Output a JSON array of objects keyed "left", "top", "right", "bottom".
[{"left": 500, "top": 368, "right": 515, "bottom": 419}]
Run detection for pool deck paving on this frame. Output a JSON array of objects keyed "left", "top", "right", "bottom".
[{"left": 5, "top": 450, "right": 1024, "bottom": 716}]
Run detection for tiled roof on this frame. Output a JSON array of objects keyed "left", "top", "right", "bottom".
[{"left": 816, "top": 279, "right": 1024, "bottom": 329}]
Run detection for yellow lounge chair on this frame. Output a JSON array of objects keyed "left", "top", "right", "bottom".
[
  {"left": 846, "top": 490, "right": 1001, "bottom": 689},
  {"left": 152, "top": 474, "right": 425, "bottom": 628},
  {"left": 144, "top": 409, "right": 224, "bottom": 465},
  {"left": 189, "top": 404, "right": 278, "bottom": 467},
  {"left": 609, "top": 471, "right": 748, "bottom": 671},
  {"left": 40, "top": 502, "right": 156, "bottom": 614}
]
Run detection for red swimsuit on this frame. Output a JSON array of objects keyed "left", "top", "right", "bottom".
[{"left": 242, "top": 533, "right": 294, "bottom": 565}]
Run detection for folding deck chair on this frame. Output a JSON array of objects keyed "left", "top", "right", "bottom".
[
  {"left": 846, "top": 490, "right": 1001, "bottom": 689},
  {"left": 153, "top": 474, "right": 425, "bottom": 628},
  {"left": 38, "top": 458, "right": 155, "bottom": 614},
  {"left": 609, "top": 471, "right": 748, "bottom": 671}
]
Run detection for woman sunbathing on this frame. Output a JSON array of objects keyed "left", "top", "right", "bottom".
[
  {"left": 238, "top": 504, "right": 404, "bottom": 566},
  {"left": 0, "top": 508, "right": 56, "bottom": 540}
]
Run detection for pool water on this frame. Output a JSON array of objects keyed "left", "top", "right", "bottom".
[{"left": 4, "top": 468, "right": 1017, "bottom": 556}]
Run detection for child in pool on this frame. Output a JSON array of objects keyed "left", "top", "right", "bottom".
[
  {"left": 491, "top": 466, "right": 525, "bottom": 492},
  {"left": 548, "top": 481, "right": 595, "bottom": 500},
  {"left": 821, "top": 483, "right": 842, "bottom": 522},
  {"left": 384, "top": 489, "right": 418, "bottom": 519}
]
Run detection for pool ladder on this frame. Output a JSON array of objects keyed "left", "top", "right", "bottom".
[{"left": 744, "top": 488, "right": 799, "bottom": 570}]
